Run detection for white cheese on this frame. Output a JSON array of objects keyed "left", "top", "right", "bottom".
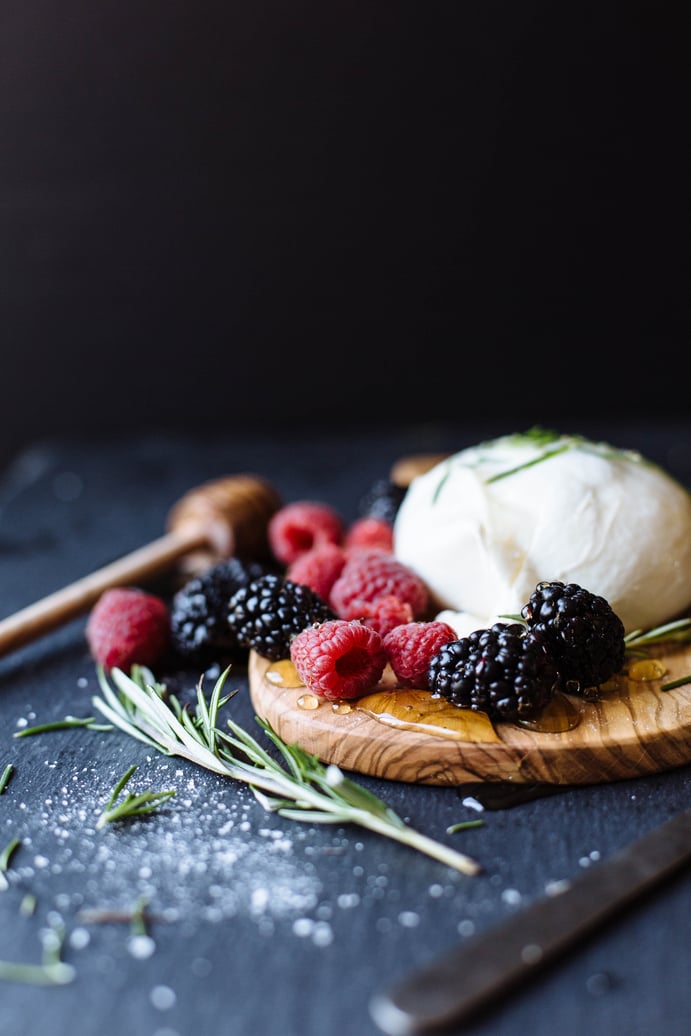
[{"left": 393, "top": 432, "right": 691, "bottom": 635}]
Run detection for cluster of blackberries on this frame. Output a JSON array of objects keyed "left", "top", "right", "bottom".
[{"left": 428, "top": 581, "right": 626, "bottom": 722}]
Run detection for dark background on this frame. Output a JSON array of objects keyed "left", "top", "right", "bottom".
[{"left": 1, "top": 1, "right": 688, "bottom": 472}]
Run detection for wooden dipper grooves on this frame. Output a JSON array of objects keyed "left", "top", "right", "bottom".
[{"left": 0, "top": 473, "right": 282, "bottom": 659}]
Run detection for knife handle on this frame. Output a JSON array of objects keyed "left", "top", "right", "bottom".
[{"left": 370, "top": 808, "right": 691, "bottom": 1035}]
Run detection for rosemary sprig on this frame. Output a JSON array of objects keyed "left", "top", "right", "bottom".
[
  {"left": 0, "top": 920, "right": 75, "bottom": 986},
  {"left": 96, "top": 765, "right": 176, "bottom": 830},
  {"left": 92, "top": 666, "right": 481, "bottom": 876}
]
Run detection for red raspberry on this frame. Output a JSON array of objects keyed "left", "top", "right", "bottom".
[
  {"left": 268, "top": 501, "right": 344, "bottom": 566},
  {"left": 383, "top": 620, "right": 458, "bottom": 689},
  {"left": 357, "top": 594, "right": 414, "bottom": 637},
  {"left": 344, "top": 517, "right": 394, "bottom": 553},
  {"left": 86, "top": 587, "right": 170, "bottom": 671},
  {"left": 329, "top": 549, "right": 429, "bottom": 621},
  {"left": 290, "top": 619, "right": 387, "bottom": 700},
  {"left": 286, "top": 543, "right": 347, "bottom": 602}
]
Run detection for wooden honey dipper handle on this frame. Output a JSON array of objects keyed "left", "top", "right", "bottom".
[{"left": 0, "top": 474, "right": 282, "bottom": 659}]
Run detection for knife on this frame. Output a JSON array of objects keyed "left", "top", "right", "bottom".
[{"left": 370, "top": 808, "right": 691, "bottom": 1035}]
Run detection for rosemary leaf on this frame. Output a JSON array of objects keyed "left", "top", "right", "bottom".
[
  {"left": 13, "top": 716, "right": 112, "bottom": 739},
  {"left": 0, "top": 764, "right": 13, "bottom": 795},
  {"left": 661, "top": 674, "right": 691, "bottom": 692},
  {"left": 0, "top": 836, "right": 21, "bottom": 873},
  {"left": 92, "top": 666, "right": 481, "bottom": 877},
  {"left": 446, "top": 819, "right": 485, "bottom": 835}
]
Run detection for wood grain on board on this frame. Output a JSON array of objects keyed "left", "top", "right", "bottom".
[{"left": 248, "top": 645, "right": 691, "bottom": 786}]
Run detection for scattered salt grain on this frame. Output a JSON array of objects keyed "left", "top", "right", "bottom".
[
  {"left": 501, "top": 888, "right": 522, "bottom": 906},
  {"left": 128, "top": 934, "right": 157, "bottom": 959},
  {"left": 150, "top": 985, "right": 177, "bottom": 1010}
]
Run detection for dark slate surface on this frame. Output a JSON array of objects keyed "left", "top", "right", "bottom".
[{"left": 0, "top": 420, "right": 689, "bottom": 1036}]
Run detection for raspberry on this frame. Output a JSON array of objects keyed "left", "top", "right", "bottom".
[
  {"left": 290, "top": 619, "right": 387, "bottom": 700},
  {"left": 86, "top": 587, "right": 170, "bottom": 671},
  {"left": 268, "top": 501, "right": 344, "bottom": 566},
  {"left": 356, "top": 594, "right": 414, "bottom": 637},
  {"left": 344, "top": 517, "right": 394, "bottom": 553},
  {"left": 329, "top": 549, "right": 429, "bottom": 620},
  {"left": 383, "top": 620, "right": 458, "bottom": 689},
  {"left": 286, "top": 543, "right": 347, "bottom": 602}
]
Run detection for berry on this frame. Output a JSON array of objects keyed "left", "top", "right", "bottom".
[
  {"left": 383, "top": 620, "right": 458, "bottom": 689},
  {"left": 521, "top": 580, "right": 626, "bottom": 690},
  {"left": 290, "top": 619, "right": 387, "bottom": 700},
  {"left": 329, "top": 549, "right": 429, "bottom": 620},
  {"left": 228, "top": 573, "right": 336, "bottom": 661},
  {"left": 268, "top": 501, "right": 344, "bottom": 566},
  {"left": 86, "top": 587, "right": 170, "bottom": 671},
  {"left": 357, "top": 594, "right": 414, "bottom": 637},
  {"left": 170, "top": 557, "right": 273, "bottom": 664},
  {"left": 358, "top": 479, "right": 406, "bottom": 525},
  {"left": 344, "top": 516, "right": 394, "bottom": 553},
  {"left": 428, "top": 622, "right": 559, "bottom": 722},
  {"left": 286, "top": 543, "right": 347, "bottom": 602}
]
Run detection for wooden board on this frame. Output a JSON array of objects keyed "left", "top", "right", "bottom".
[{"left": 248, "top": 646, "right": 691, "bottom": 786}]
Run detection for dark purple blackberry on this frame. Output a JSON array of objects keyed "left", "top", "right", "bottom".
[
  {"left": 228, "top": 573, "right": 336, "bottom": 661},
  {"left": 427, "top": 623, "right": 559, "bottom": 722},
  {"left": 170, "top": 557, "right": 274, "bottom": 664},
  {"left": 521, "top": 581, "right": 626, "bottom": 691},
  {"left": 358, "top": 479, "right": 407, "bottom": 525}
]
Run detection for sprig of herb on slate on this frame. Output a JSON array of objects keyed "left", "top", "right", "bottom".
[
  {"left": 0, "top": 764, "right": 14, "bottom": 794},
  {"left": 96, "top": 765, "right": 176, "bottom": 830},
  {"left": 0, "top": 836, "right": 22, "bottom": 891},
  {"left": 13, "top": 715, "right": 112, "bottom": 739},
  {"left": 0, "top": 919, "right": 75, "bottom": 986},
  {"left": 92, "top": 665, "right": 481, "bottom": 876}
]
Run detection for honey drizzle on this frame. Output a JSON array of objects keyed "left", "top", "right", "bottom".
[{"left": 355, "top": 689, "right": 500, "bottom": 743}]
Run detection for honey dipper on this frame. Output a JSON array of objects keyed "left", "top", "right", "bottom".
[{"left": 0, "top": 474, "right": 282, "bottom": 659}]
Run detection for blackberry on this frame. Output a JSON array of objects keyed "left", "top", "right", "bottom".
[
  {"left": 170, "top": 557, "right": 273, "bottom": 664},
  {"left": 228, "top": 573, "right": 336, "bottom": 661},
  {"left": 521, "top": 581, "right": 626, "bottom": 691},
  {"left": 427, "top": 623, "right": 559, "bottom": 722},
  {"left": 358, "top": 479, "right": 407, "bottom": 525}
]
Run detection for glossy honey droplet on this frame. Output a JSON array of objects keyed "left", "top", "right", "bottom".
[
  {"left": 517, "top": 691, "right": 581, "bottom": 732},
  {"left": 355, "top": 689, "right": 500, "bottom": 743},
  {"left": 297, "top": 693, "right": 320, "bottom": 711},
  {"left": 627, "top": 658, "right": 667, "bottom": 682},
  {"left": 332, "top": 702, "right": 352, "bottom": 714},
  {"left": 265, "top": 659, "right": 305, "bottom": 688}
]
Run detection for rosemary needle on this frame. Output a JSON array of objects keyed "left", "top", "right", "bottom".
[
  {"left": 14, "top": 716, "right": 112, "bottom": 738},
  {"left": 92, "top": 665, "right": 481, "bottom": 876},
  {"left": 96, "top": 765, "right": 176, "bottom": 830},
  {"left": 0, "top": 764, "right": 13, "bottom": 794}
]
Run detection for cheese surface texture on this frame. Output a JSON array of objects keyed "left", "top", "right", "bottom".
[{"left": 393, "top": 432, "right": 691, "bottom": 635}]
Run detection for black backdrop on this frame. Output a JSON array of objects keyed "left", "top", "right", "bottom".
[{"left": 1, "top": 2, "right": 688, "bottom": 470}]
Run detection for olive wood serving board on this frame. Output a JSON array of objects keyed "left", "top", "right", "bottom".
[{"left": 248, "top": 646, "right": 691, "bottom": 786}]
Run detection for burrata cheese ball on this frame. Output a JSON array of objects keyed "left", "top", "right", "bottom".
[{"left": 393, "top": 431, "right": 691, "bottom": 636}]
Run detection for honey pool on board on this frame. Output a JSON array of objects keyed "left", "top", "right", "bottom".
[{"left": 257, "top": 657, "right": 651, "bottom": 741}]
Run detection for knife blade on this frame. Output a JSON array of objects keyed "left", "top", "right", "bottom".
[{"left": 370, "top": 807, "right": 691, "bottom": 1035}]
